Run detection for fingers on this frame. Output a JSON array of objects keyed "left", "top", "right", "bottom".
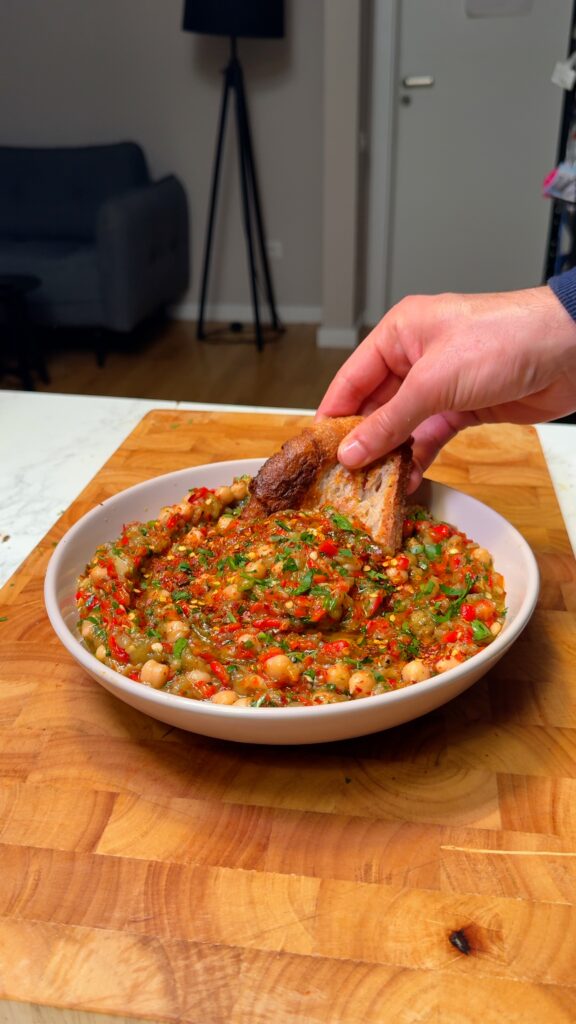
[
  {"left": 407, "top": 413, "right": 465, "bottom": 488},
  {"left": 317, "top": 333, "right": 393, "bottom": 417},
  {"left": 338, "top": 404, "right": 480, "bottom": 495},
  {"left": 336, "top": 370, "right": 438, "bottom": 467}
]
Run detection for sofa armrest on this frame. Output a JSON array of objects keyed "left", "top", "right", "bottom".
[{"left": 97, "top": 175, "right": 189, "bottom": 332}]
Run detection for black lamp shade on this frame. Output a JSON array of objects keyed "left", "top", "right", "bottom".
[{"left": 182, "top": 1, "right": 284, "bottom": 40}]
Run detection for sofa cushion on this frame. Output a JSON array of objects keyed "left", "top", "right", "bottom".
[
  {"left": 0, "top": 143, "right": 150, "bottom": 242},
  {"left": 0, "top": 240, "right": 103, "bottom": 326}
]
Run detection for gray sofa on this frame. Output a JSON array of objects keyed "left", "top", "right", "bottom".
[{"left": 0, "top": 142, "right": 189, "bottom": 333}]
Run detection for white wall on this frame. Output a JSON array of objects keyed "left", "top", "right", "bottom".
[
  {"left": 0, "top": 0, "right": 324, "bottom": 323},
  {"left": 317, "top": 0, "right": 363, "bottom": 349}
]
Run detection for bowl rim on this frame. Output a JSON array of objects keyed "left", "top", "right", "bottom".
[{"left": 44, "top": 459, "right": 540, "bottom": 723}]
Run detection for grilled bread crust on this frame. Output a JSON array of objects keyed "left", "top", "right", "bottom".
[{"left": 246, "top": 417, "right": 412, "bottom": 554}]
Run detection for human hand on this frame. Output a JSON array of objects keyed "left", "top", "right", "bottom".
[{"left": 317, "top": 287, "right": 576, "bottom": 491}]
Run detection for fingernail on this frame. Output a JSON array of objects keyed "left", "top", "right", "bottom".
[{"left": 338, "top": 438, "right": 369, "bottom": 467}]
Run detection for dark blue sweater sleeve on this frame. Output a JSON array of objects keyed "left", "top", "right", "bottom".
[{"left": 548, "top": 266, "right": 576, "bottom": 321}]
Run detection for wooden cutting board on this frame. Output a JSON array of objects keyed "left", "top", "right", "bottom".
[{"left": 1, "top": 411, "right": 575, "bottom": 1024}]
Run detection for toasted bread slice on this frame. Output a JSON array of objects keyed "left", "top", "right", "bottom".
[{"left": 246, "top": 417, "right": 412, "bottom": 554}]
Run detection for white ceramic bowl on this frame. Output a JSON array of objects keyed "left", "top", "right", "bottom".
[{"left": 44, "top": 459, "right": 539, "bottom": 745}]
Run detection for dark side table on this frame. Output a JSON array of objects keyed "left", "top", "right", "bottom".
[{"left": 0, "top": 274, "right": 50, "bottom": 390}]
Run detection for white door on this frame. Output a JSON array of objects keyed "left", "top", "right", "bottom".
[{"left": 386, "top": 0, "right": 572, "bottom": 308}]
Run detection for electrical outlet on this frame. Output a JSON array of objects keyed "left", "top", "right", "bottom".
[{"left": 266, "top": 240, "right": 283, "bottom": 260}]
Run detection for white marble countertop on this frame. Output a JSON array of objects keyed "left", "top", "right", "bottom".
[{"left": 0, "top": 389, "right": 574, "bottom": 588}]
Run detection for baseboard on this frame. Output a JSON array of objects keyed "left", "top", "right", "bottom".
[
  {"left": 170, "top": 301, "right": 322, "bottom": 325},
  {"left": 316, "top": 325, "right": 359, "bottom": 350},
  {"left": 169, "top": 302, "right": 360, "bottom": 350}
]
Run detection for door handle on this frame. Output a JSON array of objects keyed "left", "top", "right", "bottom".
[{"left": 402, "top": 75, "right": 435, "bottom": 88}]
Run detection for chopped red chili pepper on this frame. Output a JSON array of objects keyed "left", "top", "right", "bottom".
[
  {"left": 187, "top": 486, "right": 211, "bottom": 504},
  {"left": 430, "top": 523, "right": 452, "bottom": 541},
  {"left": 321, "top": 639, "right": 350, "bottom": 656},
  {"left": 259, "top": 646, "right": 285, "bottom": 662},
  {"left": 108, "top": 635, "right": 129, "bottom": 663},
  {"left": 318, "top": 539, "right": 339, "bottom": 556},
  {"left": 460, "top": 603, "right": 476, "bottom": 622},
  {"left": 209, "top": 660, "right": 229, "bottom": 684}
]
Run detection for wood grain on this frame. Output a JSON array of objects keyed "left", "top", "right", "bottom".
[{"left": 0, "top": 412, "right": 575, "bottom": 1024}]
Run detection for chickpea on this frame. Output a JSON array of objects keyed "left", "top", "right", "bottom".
[
  {"left": 185, "top": 526, "right": 206, "bottom": 544},
  {"left": 164, "top": 620, "right": 190, "bottom": 643},
  {"left": 146, "top": 588, "right": 171, "bottom": 605},
  {"left": 237, "top": 633, "right": 261, "bottom": 653},
  {"left": 204, "top": 495, "right": 223, "bottom": 519},
  {"left": 222, "top": 583, "right": 241, "bottom": 600},
  {"left": 140, "top": 659, "right": 170, "bottom": 689},
  {"left": 112, "top": 555, "right": 130, "bottom": 578},
  {"left": 401, "top": 659, "right": 431, "bottom": 684},
  {"left": 230, "top": 479, "right": 248, "bottom": 501},
  {"left": 386, "top": 566, "right": 409, "bottom": 585},
  {"left": 470, "top": 598, "right": 496, "bottom": 621},
  {"left": 178, "top": 500, "right": 196, "bottom": 520},
  {"left": 326, "top": 662, "right": 351, "bottom": 691},
  {"left": 312, "top": 690, "right": 345, "bottom": 704},
  {"left": 264, "top": 655, "right": 302, "bottom": 685},
  {"left": 95, "top": 644, "right": 107, "bottom": 661},
  {"left": 348, "top": 669, "right": 376, "bottom": 697},
  {"left": 81, "top": 620, "right": 95, "bottom": 639},
  {"left": 490, "top": 621, "right": 502, "bottom": 636},
  {"left": 436, "top": 656, "right": 460, "bottom": 674},
  {"left": 253, "top": 543, "right": 275, "bottom": 558},
  {"left": 472, "top": 547, "right": 492, "bottom": 565},
  {"left": 89, "top": 564, "right": 108, "bottom": 583},
  {"left": 211, "top": 689, "right": 239, "bottom": 705},
  {"left": 245, "top": 559, "right": 268, "bottom": 579},
  {"left": 235, "top": 672, "right": 267, "bottom": 696},
  {"left": 158, "top": 506, "right": 175, "bottom": 525},
  {"left": 184, "top": 669, "right": 212, "bottom": 685},
  {"left": 217, "top": 515, "right": 234, "bottom": 533},
  {"left": 234, "top": 697, "right": 253, "bottom": 707},
  {"left": 215, "top": 485, "right": 233, "bottom": 505}
]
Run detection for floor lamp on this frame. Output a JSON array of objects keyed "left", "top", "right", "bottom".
[{"left": 182, "top": 0, "right": 284, "bottom": 351}]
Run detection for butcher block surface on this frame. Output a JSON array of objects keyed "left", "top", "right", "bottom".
[{"left": 1, "top": 410, "right": 575, "bottom": 1024}]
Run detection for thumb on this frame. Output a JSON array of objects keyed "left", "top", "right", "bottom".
[{"left": 337, "top": 371, "right": 437, "bottom": 467}]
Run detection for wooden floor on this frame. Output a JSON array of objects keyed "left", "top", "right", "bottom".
[{"left": 2, "top": 320, "right": 353, "bottom": 410}]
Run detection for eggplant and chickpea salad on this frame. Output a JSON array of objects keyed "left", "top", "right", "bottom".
[{"left": 76, "top": 478, "right": 506, "bottom": 707}]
